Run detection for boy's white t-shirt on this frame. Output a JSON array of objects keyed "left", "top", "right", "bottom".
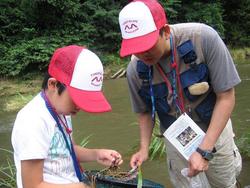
[{"left": 11, "top": 93, "right": 78, "bottom": 188}]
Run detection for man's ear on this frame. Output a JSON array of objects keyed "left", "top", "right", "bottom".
[
  {"left": 163, "top": 24, "right": 171, "bottom": 39},
  {"left": 47, "top": 78, "right": 58, "bottom": 90}
]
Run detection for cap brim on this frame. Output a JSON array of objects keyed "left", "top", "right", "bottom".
[
  {"left": 68, "top": 86, "right": 111, "bottom": 113},
  {"left": 120, "top": 30, "right": 160, "bottom": 57}
]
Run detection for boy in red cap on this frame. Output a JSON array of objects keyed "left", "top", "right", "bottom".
[
  {"left": 11, "top": 45, "right": 123, "bottom": 188},
  {"left": 118, "top": 0, "right": 241, "bottom": 187}
]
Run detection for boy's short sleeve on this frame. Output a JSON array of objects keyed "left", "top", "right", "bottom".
[{"left": 12, "top": 105, "right": 55, "bottom": 160}]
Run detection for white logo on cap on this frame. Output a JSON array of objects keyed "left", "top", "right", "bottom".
[
  {"left": 91, "top": 72, "right": 103, "bottom": 86},
  {"left": 119, "top": 2, "right": 157, "bottom": 39},
  {"left": 70, "top": 49, "right": 103, "bottom": 91},
  {"left": 123, "top": 20, "right": 139, "bottom": 33}
]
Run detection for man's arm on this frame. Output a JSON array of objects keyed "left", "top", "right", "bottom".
[
  {"left": 200, "top": 88, "right": 235, "bottom": 150},
  {"left": 130, "top": 112, "right": 154, "bottom": 168},
  {"left": 138, "top": 112, "right": 155, "bottom": 152},
  {"left": 21, "top": 160, "right": 89, "bottom": 188},
  {"left": 188, "top": 88, "right": 235, "bottom": 176}
]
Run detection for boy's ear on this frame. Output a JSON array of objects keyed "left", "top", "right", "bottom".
[{"left": 47, "top": 78, "right": 58, "bottom": 90}]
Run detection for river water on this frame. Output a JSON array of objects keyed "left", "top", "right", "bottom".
[{"left": 0, "top": 64, "right": 249, "bottom": 187}]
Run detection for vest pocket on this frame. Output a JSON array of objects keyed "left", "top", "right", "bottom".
[
  {"left": 138, "top": 82, "right": 170, "bottom": 114},
  {"left": 137, "top": 60, "right": 151, "bottom": 80},
  {"left": 138, "top": 83, "right": 176, "bottom": 131},
  {"left": 195, "top": 91, "right": 216, "bottom": 125},
  {"left": 158, "top": 111, "right": 176, "bottom": 131},
  {"left": 180, "top": 63, "right": 209, "bottom": 101}
]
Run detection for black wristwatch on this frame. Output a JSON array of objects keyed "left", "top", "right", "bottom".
[{"left": 196, "top": 147, "right": 214, "bottom": 161}]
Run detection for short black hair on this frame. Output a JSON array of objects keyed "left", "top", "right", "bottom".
[
  {"left": 42, "top": 72, "right": 66, "bottom": 95},
  {"left": 159, "top": 27, "right": 165, "bottom": 36}
]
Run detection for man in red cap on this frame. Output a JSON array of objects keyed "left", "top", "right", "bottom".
[
  {"left": 118, "top": 0, "right": 242, "bottom": 187},
  {"left": 11, "top": 45, "right": 123, "bottom": 188}
]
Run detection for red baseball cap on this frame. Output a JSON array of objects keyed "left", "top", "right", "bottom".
[
  {"left": 119, "top": 0, "right": 167, "bottom": 57},
  {"left": 48, "top": 45, "right": 111, "bottom": 113}
]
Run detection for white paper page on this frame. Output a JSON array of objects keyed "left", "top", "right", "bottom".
[{"left": 163, "top": 113, "right": 205, "bottom": 160}]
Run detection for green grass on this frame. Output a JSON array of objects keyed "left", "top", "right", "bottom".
[
  {"left": 230, "top": 47, "right": 250, "bottom": 64},
  {"left": 236, "top": 133, "right": 250, "bottom": 159},
  {"left": 103, "top": 54, "right": 129, "bottom": 79},
  {"left": 0, "top": 77, "right": 42, "bottom": 112},
  {"left": 0, "top": 149, "right": 16, "bottom": 188},
  {"left": 137, "top": 165, "right": 143, "bottom": 188},
  {"left": 149, "top": 119, "right": 166, "bottom": 161}
]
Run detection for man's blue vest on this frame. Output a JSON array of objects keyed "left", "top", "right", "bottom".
[{"left": 136, "top": 40, "right": 216, "bottom": 132}]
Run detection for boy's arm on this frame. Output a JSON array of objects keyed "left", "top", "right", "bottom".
[
  {"left": 74, "top": 146, "right": 122, "bottom": 166},
  {"left": 21, "top": 160, "right": 89, "bottom": 188}
]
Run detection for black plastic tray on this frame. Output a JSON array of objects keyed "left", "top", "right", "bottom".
[{"left": 84, "top": 170, "right": 165, "bottom": 188}]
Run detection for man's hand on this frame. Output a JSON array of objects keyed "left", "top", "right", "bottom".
[
  {"left": 188, "top": 151, "right": 209, "bottom": 177},
  {"left": 130, "top": 149, "right": 148, "bottom": 168}
]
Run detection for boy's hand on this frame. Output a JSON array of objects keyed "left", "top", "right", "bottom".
[{"left": 96, "top": 149, "right": 123, "bottom": 166}]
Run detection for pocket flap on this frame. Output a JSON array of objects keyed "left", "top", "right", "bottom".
[{"left": 180, "top": 63, "right": 209, "bottom": 89}]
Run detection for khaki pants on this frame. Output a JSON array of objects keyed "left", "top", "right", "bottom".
[{"left": 165, "top": 119, "right": 242, "bottom": 188}]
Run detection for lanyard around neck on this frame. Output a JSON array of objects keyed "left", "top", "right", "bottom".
[
  {"left": 40, "top": 91, "right": 84, "bottom": 182},
  {"left": 148, "top": 66, "right": 156, "bottom": 126},
  {"left": 157, "top": 35, "right": 185, "bottom": 114}
]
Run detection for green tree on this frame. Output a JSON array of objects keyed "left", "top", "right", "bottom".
[
  {"left": 0, "top": 0, "right": 249, "bottom": 77},
  {"left": 222, "top": 0, "right": 250, "bottom": 46},
  {"left": 0, "top": 0, "right": 25, "bottom": 41},
  {"left": 177, "top": 1, "right": 225, "bottom": 37}
]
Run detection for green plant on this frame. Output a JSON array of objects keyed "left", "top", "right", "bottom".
[
  {"left": 236, "top": 133, "right": 250, "bottom": 158},
  {"left": 80, "top": 135, "right": 92, "bottom": 147},
  {"left": 181, "top": 2, "right": 225, "bottom": 37},
  {"left": 0, "top": 148, "right": 16, "bottom": 188},
  {"left": 4, "top": 92, "right": 34, "bottom": 112},
  {"left": 137, "top": 165, "right": 143, "bottom": 188},
  {"left": 229, "top": 47, "right": 250, "bottom": 64},
  {"left": 148, "top": 119, "right": 166, "bottom": 160}
]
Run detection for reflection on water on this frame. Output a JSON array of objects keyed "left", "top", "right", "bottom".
[{"left": 0, "top": 64, "right": 250, "bottom": 187}]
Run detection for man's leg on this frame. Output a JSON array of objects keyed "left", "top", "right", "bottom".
[{"left": 205, "top": 120, "right": 242, "bottom": 188}]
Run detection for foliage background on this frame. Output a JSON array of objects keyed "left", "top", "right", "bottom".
[{"left": 0, "top": 0, "right": 249, "bottom": 77}]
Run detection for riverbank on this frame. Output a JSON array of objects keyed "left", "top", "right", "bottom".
[
  {"left": 0, "top": 77, "right": 42, "bottom": 112},
  {"left": 1, "top": 47, "right": 249, "bottom": 112},
  {"left": 0, "top": 68, "right": 128, "bottom": 113}
]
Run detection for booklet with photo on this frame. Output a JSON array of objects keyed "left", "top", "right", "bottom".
[{"left": 163, "top": 113, "right": 205, "bottom": 160}]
